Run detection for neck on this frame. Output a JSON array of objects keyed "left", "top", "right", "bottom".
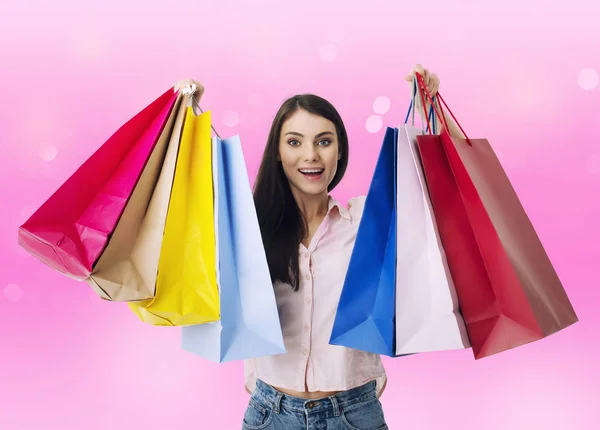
[{"left": 291, "top": 188, "right": 329, "bottom": 223}]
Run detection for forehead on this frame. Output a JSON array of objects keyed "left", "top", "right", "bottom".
[{"left": 281, "top": 109, "right": 336, "bottom": 135}]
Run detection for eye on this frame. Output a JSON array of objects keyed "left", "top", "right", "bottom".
[
  {"left": 317, "top": 139, "right": 332, "bottom": 146},
  {"left": 287, "top": 139, "right": 301, "bottom": 146}
]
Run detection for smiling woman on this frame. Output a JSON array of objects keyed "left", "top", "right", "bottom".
[
  {"left": 253, "top": 95, "right": 349, "bottom": 293},
  {"left": 172, "top": 64, "right": 445, "bottom": 429},
  {"left": 243, "top": 93, "right": 391, "bottom": 428}
]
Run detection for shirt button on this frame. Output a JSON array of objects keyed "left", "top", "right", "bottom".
[
  {"left": 303, "top": 324, "right": 310, "bottom": 332},
  {"left": 305, "top": 275, "right": 311, "bottom": 281},
  {"left": 302, "top": 348, "right": 309, "bottom": 355},
  {"left": 305, "top": 297, "right": 311, "bottom": 305}
]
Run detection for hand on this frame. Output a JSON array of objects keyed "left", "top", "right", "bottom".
[
  {"left": 403, "top": 64, "right": 465, "bottom": 139},
  {"left": 173, "top": 78, "right": 205, "bottom": 103},
  {"left": 404, "top": 64, "right": 440, "bottom": 98}
]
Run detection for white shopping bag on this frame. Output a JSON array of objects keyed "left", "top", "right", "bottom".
[{"left": 394, "top": 123, "right": 470, "bottom": 354}]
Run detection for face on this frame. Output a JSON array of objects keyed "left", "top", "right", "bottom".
[{"left": 278, "top": 109, "right": 341, "bottom": 198}]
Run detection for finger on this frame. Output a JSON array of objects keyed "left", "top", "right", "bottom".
[
  {"left": 174, "top": 79, "right": 191, "bottom": 90},
  {"left": 413, "top": 72, "right": 424, "bottom": 87},
  {"left": 415, "top": 70, "right": 428, "bottom": 88},
  {"left": 425, "top": 83, "right": 433, "bottom": 96},
  {"left": 431, "top": 74, "right": 440, "bottom": 96},
  {"left": 426, "top": 73, "right": 436, "bottom": 92},
  {"left": 423, "top": 69, "right": 430, "bottom": 86},
  {"left": 411, "top": 64, "right": 420, "bottom": 79}
]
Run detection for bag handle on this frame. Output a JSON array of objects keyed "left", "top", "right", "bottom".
[
  {"left": 404, "top": 77, "right": 437, "bottom": 134},
  {"left": 415, "top": 72, "right": 472, "bottom": 146},
  {"left": 179, "top": 84, "right": 222, "bottom": 139}
]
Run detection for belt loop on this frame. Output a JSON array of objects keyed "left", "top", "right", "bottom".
[
  {"left": 273, "top": 391, "right": 283, "bottom": 414},
  {"left": 329, "top": 394, "right": 340, "bottom": 417}
]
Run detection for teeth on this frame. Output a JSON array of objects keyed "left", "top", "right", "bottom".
[{"left": 299, "top": 169, "right": 324, "bottom": 174}]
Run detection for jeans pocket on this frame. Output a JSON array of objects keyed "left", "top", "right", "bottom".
[
  {"left": 340, "top": 398, "right": 388, "bottom": 430},
  {"left": 242, "top": 397, "right": 274, "bottom": 430}
]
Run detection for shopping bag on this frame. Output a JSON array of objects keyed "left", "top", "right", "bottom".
[
  {"left": 18, "top": 88, "right": 179, "bottom": 280},
  {"left": 181, "top": 135, "right": 286, "bottom": 362},
  {"left": 129, "top": 108, "right": 219, "bottom": 326},
  {"left": 85, "top": 93, "right": 188, "bottom": 301},
  {"left": 414, "top": 73, "right": 578, "bottom": 359},
  {"left": 329, "top": 127, "right": 397, "bottom": 356},
  {"left": 395, "top": 120, "right": 470, "bottom": 354}
]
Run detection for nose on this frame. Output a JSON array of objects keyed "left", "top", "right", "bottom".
[{"left": 303, "top": 144, "right": 319, "bottom": 162}]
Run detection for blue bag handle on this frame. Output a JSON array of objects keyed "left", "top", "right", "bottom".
[{"left": 403, "top": 76, "right": 437, "bottom": 134}]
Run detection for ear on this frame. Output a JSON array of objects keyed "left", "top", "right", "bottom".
[{"left": 337, "top": 151, "right": 342, "bottom": 161}]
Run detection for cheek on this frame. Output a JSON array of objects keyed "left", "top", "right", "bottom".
[
  {"left": 328, "top": 162, "right": 338, "bottom": 180},
  {"left": 278, "top": 146, "right": 298, "bottom": 177},
  {"left": 279, "top": 152, "right": 294, "bottom": 169},
  {"left": 325, "top": 147, "right": 340, "bottom": 170}
]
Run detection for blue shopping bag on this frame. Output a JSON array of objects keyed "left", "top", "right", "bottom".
[
  {"left": 329, "top": 127, "right": 398, "bottom": 356},
  {"left": 181, "top": 135, "right": 286, "bottom": 363}
]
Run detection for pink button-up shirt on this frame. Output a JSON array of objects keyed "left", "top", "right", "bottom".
[{"left": 244, "top": 195, "right": 387, "bottom": 397}]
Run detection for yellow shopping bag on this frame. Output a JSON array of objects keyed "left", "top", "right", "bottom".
[{"left": 129, "top": 107, "right": 220, "bottom": 326}]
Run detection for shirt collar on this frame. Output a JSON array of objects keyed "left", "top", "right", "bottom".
[{"left": 327, "top": 195, "right": 350, "bottom": 220}]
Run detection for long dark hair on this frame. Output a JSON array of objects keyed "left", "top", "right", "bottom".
[{"left": 253, "top": 94, "right": 349, "bottom": 292}]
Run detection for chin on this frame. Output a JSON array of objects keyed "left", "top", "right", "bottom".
[{"left": 291, "top": 181, "right": 329, "bottom": 196}]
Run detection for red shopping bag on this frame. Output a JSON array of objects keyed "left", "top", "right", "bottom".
[
  {"left": 413, "top": 73, "right": 578, "bottom": 359},
  {"left": 18, "top": 88, "right": 179, "bottom": 280}
]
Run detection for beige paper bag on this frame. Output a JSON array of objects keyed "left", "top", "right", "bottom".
[{"left": 86, "top": 92, "right": 188, "bottom": 301}]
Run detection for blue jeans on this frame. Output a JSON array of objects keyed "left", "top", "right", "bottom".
[{"left": 242, "top": 379, "right": 388, "bottom": 430}]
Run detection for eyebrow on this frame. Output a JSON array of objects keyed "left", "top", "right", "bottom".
[{"left": 284, "top": 131, "right": 334, "bottom": 138}]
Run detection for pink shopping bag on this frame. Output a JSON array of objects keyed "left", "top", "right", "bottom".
[{"left": 18, "top": 88, "right": 179, "bottom": 280}]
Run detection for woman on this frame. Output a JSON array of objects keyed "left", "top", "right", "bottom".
[{"left": 175, "top": 64, "right": 463, "bottom": 429}]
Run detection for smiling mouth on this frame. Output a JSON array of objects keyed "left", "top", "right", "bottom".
[
  {"left": 298, "top": 168, "right": 325, "bottom": 180},
  {"left": 299, "top": 168, "right": 324, "bottom": 175}
]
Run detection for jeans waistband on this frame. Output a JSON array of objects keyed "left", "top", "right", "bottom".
[{"left": 253, "top": 379, "right": 377, "bottom": 415}]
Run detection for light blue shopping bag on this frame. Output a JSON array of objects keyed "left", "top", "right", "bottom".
[{"left": 181, "top": 135, "right": 286, "bottom": 363}]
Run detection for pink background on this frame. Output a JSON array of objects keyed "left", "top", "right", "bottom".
[{"left": 1, "top": 0, "right": 599, "bottom": 428}]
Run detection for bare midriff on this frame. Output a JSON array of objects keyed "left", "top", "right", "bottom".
[{"left": 271, "top": 385, "right": 342, "bottom": 399}]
